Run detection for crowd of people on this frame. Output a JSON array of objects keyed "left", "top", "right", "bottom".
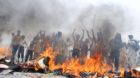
[{"left": 10, "top": 29, "right": 140, "bottom": 72}]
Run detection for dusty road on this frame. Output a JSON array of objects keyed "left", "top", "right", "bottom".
[{"left": 0, "top": 70, "right": 66, "bottom": 78}]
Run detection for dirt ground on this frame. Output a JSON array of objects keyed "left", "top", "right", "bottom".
[{"left": 0, "top": 70, "right": 66, "bottom": 78}]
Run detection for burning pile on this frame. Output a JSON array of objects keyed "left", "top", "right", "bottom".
[
  {"left": 61, "top": 52, "right": 111, "bottom": 77},
  {"left": 34, "top": 46, "right": 110, "bottom": 77},
  {"left": 0, "top": 47, "right": 11, "bottom": 60},
  {"left": 30, "top": 46, "right": 139, "bottom": 78},
  {"left": 1, "top": 29, "right": 140, "bottom": 78},
  {"left": 0, "top": 38, "right": 140, "bottom": 78}
]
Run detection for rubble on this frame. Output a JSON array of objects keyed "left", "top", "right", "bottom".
[
  {"left": 0, "top": 70, "right": 13, "bottom": 75},
  {"left": 133, "top": 67, "right": 140, "bottom": 72},
  {"left": 0, "top": 64, "right": 9, "bottom": 69},
  {"left": 0, "top": 72, "right": 67, "bottom": 78}
]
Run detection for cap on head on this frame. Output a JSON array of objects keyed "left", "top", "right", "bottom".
[
  {"left": 17, "top": 30, "right": 21, "bottom": 35},
  {"left": 76, "top": 34, "right": 80, "bottom": 40},
  {"left": 57, "top": 31, "right": 62, "bottom": 37},
  {"left": 12, "top": 33, "right": 15, "bottom": 36},
  {"left": 85, "top": 38, "right": 89, "bottom": 43},
  {"left": 17, "top": 30, "right": 21, "bottom": 33},
  {"left": 128, "top": 35, "right": 133, "bottom": 39},
  {"left": 67, "top": 38, "right": 71, "bottom": 42},
  {"left": 22, "top": 35, "right": 25, "bottom": 39}
]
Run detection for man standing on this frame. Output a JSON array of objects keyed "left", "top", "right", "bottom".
[
  {"left": 11, "top": 33, "right": 16, "bottom": 64},
  {"left": 81, "top": 38, "right": 89, "bottom": 57},
  {"left": 17, "top": 35, "right": 27, "bottom": 63},
  {"left": 110, "top": 33, "right": 123, "bottom": 72},
  {"left": 65, "top": 38, "right": 73, "bottom": 59},
  {"left": 127, "top": 35, "right": 139, "bottom": 68},
  {"left": 53, "top": 31, "right": 65, "bottom": 64},
  {"left": 33, "top": 34, "right": 42, "bottom": 59},
  {"left": 25, "top": 41, "right": 34, "bottom": 62},
  {"left": 11, "top": 30, "right": 22, "bottom": 64},
  {"left": 72, "top": 29, "right": 84, "bottom": 58}
]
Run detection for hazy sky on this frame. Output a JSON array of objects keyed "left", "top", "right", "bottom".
[
  {"left": 102, "top": 0, "right": 140, "bottom": 41},
  {"left": 1, "top": 0, "right": 140, "bottom": 46},
  {"left": 94, "top": 0, "right": 140, "bottom": 40},
  {"left": 68, "top": 0, "right": 140, "bottom": 41}
]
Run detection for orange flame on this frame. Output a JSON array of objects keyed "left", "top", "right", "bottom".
[
  {"left": 0, "top": 46, "right": 11, "bottom": 59},
  {"left": 33, "top": 40, "right": 134, "bottom": 77},
  {"left": 61, "top": 52, "right": 111, "bottom": 77},
  {"left": 34, "top": 46, "right": 60, "bottom": 71},
  {"left": 34, "top": 46, "right": 113, "bottom": 77}
]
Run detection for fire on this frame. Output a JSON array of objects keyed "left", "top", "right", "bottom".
[
  {"left": 28, "top": 45, "right": 140, "bottom": 77},
  {"left": 61, "top": 52, "right": 111, "bottom": 77},
  {"left": 33, "top": 40, "right": 140, "bottom": 77},
  {"left": 34, "top": 46, "right": 60, "bottom": 71},
  {"left": 0, "top": 48, "right": 5, "bottom": 57},
  {"left": 119, "top": 67, "right": 125, "bottom": 77},
  {"left": 0, "top": 46, "right": 11, "bottom": 59},
  {"left": 62, "top": 58, "right": 82, "bottom": 76},
  {"left": 34, "top": 46, "right": 113, "bottom": 77}
]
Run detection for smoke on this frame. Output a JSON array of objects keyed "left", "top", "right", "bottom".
[
  {"left": 0, "top": 0, "right": 70, "bottom": 43},
  {"left": 0, "top": 0, "right": 132, "bottom": 45},
  {"left": 69, "top": 4, "right": 128, "bottom": 42}
]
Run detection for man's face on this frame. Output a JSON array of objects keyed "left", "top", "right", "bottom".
[
  {"left": 76, "top": 35, "right": 80, "bottom": 40},
  {"left": 12, "top": 33, "right": 15, "bottom": 36},
  {"left": 85, "top": 39, "right": 89, "bottom": 43},
  {"left": 17, "top": 31, "right": 21, "bottom": 36},
  {"left": 129, "top": 35, "right": 133, "bottom": 40}
]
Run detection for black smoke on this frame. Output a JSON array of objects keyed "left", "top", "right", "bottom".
[{"left": 0, "top": 0, "right": 130, "bottom": 45}]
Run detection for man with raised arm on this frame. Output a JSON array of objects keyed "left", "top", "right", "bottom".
[{"left": 72, "top": 29, "right": 84, "bottom": 58}]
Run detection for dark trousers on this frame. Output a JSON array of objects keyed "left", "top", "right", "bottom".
[
  {"left": 25, "top": 50, "right": 33, "bottom": 62},
  {"left": 110, "top": 50, "right": 120, "bottom": 71},
  {"left": 11, "top": 44, "right": 19, "bottom": 64},
  {"left": 18, "top": 45, "right": 24, "bottom": 62},
  {"left": 72, "top": 48, "right": 80, "bottom": 58}
]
